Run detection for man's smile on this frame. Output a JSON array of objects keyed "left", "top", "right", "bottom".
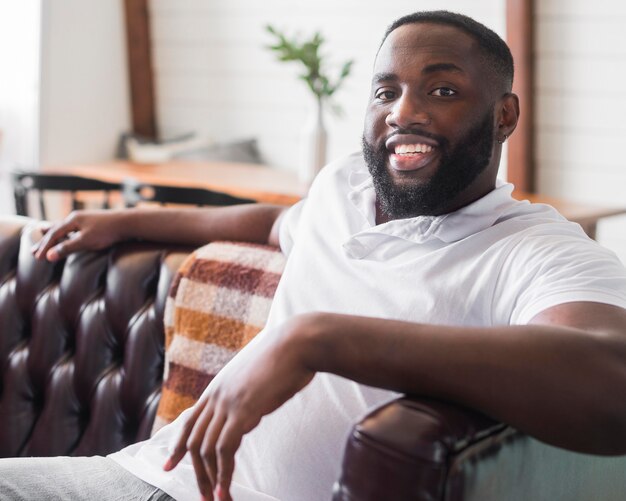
[
  {"left": 393, "top": 143, "right": 434, "bottom": 154},
  {"left": 363, "top": 108, "right": 494, "bottom": 218},
  {"left": 385, "top": 134, "right": 440, "bottom": 172}
]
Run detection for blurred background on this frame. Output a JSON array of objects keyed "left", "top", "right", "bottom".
[{"left": 1, "top": 0, "right": 625, "bottom": 261}]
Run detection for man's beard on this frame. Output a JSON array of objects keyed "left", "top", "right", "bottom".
[{"left": 362, "top": 112, "right": 495, "bottom": 218}]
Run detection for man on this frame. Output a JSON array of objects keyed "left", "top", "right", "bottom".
[{"left": 4, "top": 10, "right": 626, "bottom": 501}]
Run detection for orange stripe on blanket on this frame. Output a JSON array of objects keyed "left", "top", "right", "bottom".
[
  {"left": 175, "top": 308, "right": 255, "bottom": 351},
  {"left": 157, "top": 387, "right": 197, "bottom": 422},
  {"left": 165, "top": 325, "right": 175, "bottom": 350},
  {"left": 242, "top": 324, "right": 264, "bottom": 346}
]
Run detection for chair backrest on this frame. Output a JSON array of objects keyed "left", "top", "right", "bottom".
[
  {"left": 121, "top": 178, "right": 256, "bottom": 207},
  {"left": 11, "top": 171, "right": 123, "bottom": 220}
]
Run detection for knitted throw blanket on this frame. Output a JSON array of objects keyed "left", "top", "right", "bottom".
[{"left": 152, "top": 241, "right": 286, "bottom": 435}]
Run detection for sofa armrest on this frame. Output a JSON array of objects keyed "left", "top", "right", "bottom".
[
  {"left": 334, "top": 396, "right": 626, "bottom": 501},
  {"left": 333, "top": 396, "right": 505, "bottom": 501}
]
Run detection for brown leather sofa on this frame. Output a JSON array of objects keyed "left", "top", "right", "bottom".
[
  {"left": 1, "top": 216, "right": 625, "bottom": 500},
  {"left": 0, "top": 216, "right": 192, "bottom": 457}
]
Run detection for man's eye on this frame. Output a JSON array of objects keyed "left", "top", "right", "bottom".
[
  {"left": 375, "top": 90, "right": 396, "bottom": 101},
  {"left": 430, "top": 87, "right": 457, "bottom": 97}
]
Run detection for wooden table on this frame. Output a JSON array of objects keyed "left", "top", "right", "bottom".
[
  {"left": 45, "top": 160, "right": 625, "bottom": 239},
  {"left": 45, "top": 160, "right": 309, "bottom": 206}
]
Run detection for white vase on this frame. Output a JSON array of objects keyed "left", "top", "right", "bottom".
[{"left": 299, "top": 99, "right": 327, "bottom": 184}]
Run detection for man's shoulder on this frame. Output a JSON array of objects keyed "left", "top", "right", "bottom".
[
  {"left": 493, "top": 197, "right": 579, "bottom": 239},
  {"left": 477, "top": 196, "right": 611, "bottom": 266},
  {"left": 497, "top": 212, "right": 615, "bottom": 266}
]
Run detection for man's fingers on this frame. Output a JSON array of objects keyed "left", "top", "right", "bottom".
[
  {"left": 44, "top": 242, "right": 65, "bottom": 262},
  {"left": 45, "top": 235, "right": 84, "bottom": 262},
  {"left": 37, "top": 222, "right": 53, "bottom": 235},
  {"left": 214, "top": 419, "right": 243, "bottom": 501},
  {"left": 188, "top": 404, "right": 219, "bottom": 499},
  {"left": 165, "top": 402, "right": 207, "bottom": 470},
  {"left": 190, "top": 453, "right": 214, "bottom": 501},
  {"left": 33, "top": 221, "right": 76, "bottom": 259},
  {"left": 31, "top": 223, "right": 52, "bottom": 254},
  {"left": 201, "top": 410, "right": 227, "bottom": 489}
]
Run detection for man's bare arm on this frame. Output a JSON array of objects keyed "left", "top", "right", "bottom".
[
  {"left": 298, "top": 301, "right": 626, "bottom": 455},
  {"left": 32, "top": 204, "right": 287, "bottom": 261}
]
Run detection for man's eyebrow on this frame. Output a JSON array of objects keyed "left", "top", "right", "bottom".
[
  {"left": 422, "top": 63, "right": 464, "bottom": 75},
  {"left": 372, "top": 72, "right": 398, "bottom": 84},
  {"left": 373, "top": 64, "right": 465, "bottom": 84}
]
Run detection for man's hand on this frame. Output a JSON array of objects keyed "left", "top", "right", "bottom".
[
  {"left": 164, "top": 318, "right": 316, "bottom": 501},
  {"left": 31, "top": 210, "right": 128, "bottom": 261}
]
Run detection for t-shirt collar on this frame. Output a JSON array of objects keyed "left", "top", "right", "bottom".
[{"left": 346, "top": 163, "right": 517, "bottom": 245}]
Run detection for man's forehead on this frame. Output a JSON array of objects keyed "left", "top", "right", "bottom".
[{"left": 375, "top": 22, "right": 481, "bottom": 70}]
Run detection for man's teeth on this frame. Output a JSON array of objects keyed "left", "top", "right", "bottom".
[{"left": 394, "top": 144, "right": 434, "bottom": 155}]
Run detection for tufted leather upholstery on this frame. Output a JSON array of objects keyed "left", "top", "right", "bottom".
[{"left": 0, "top": 216, "right": 192, "bottom": 457}]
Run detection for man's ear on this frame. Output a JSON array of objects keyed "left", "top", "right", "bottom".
[{"left": 496, "top": 93, "right": 520, "bottom": 141}]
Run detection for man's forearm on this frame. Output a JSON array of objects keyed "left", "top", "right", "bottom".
[
  {"left": 114, "top": 204, "right": 285, "bottom": 247},
  {"left": 292, "top": 309, "right": 626, "bottom": 455},
  {"left": 32, "top": 203, "right": 287, "bottom": 261}
]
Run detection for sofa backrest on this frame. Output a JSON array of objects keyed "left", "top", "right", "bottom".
[{"left": 0, "top": 217, "right": 192, "bottom": 457}]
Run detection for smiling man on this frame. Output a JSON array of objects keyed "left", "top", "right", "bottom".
[
  {"left": 363, "top": 15, "right": 517, "bottom": 220},
  {"left": 3, "top": 10, "right": 626, "bottom": 501}
]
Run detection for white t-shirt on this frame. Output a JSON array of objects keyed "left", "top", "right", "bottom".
[{"left": 110, "top": 152, "right": 626, "bottom": 500}]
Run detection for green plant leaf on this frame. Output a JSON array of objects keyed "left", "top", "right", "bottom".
[{"left": 264, "top": 25, "right": 353, "bottom": 113}]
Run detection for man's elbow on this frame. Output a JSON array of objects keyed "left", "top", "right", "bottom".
[
  {"left": 593, "top": 400, "right": 626, "bottom": 455},
  {"left": 583, "top": 329, "right": 626, "bottom": 455},
  {"left": 581, "top": 354, "right": 626, "bottom": 455}
]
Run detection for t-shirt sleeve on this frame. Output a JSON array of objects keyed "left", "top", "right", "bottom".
[
  {"left": 278, "top": 198, "right": 306, "bottom": 257},
  {"left": 495, "top": 231, "right": 626, "bottom": 325}
]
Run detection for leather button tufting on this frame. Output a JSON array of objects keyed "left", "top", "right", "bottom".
[{"left": 0, "top": 219, "right": 193, "bottom": 457}]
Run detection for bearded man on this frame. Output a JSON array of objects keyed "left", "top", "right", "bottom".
[{"left": 4, "top": 10, "right": 626, "bottom": 501}]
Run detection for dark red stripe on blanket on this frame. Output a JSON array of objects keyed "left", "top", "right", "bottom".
[
  {"left": 186, "top": 259, "right": 281, "bottom": 298},
  {"left": 164, "top": 362, "right": 215, "bottom": 399}
]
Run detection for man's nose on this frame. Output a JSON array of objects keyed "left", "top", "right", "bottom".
[{"left": 385, "top": 94, "right": 431, "bottom": 129}]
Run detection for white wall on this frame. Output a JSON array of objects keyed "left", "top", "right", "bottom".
[
  {"left": 39, "top": 0, "right": 131, "bottom": 166},
  {"left": 0, "top": 1, "right": 41, "bottom": 215},
  {"left": 149, "top": 0, "right": 505, "bottom": 172},
  {"left": 535, "top": 0, "right": 626, "bottom": 262}
]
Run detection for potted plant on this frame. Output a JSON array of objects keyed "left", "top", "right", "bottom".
[{"left": 266, "top": 25, "right": 353, "bottom": 182}]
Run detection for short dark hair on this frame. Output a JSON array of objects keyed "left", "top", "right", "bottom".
[{"left": 381, "top": 11, "right": 514, "bottom": 92}]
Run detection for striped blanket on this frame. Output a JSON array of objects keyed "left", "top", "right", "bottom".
[{"left": 152, "top": 241, "right": 286, "bottom": 434}]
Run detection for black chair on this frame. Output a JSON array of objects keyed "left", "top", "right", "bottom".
[
  {"left": 11, "top": 171, "right": 123, "bottom": 220},
  {"left": 121, "top": 178, "right": 256, "bottom": 207}
]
